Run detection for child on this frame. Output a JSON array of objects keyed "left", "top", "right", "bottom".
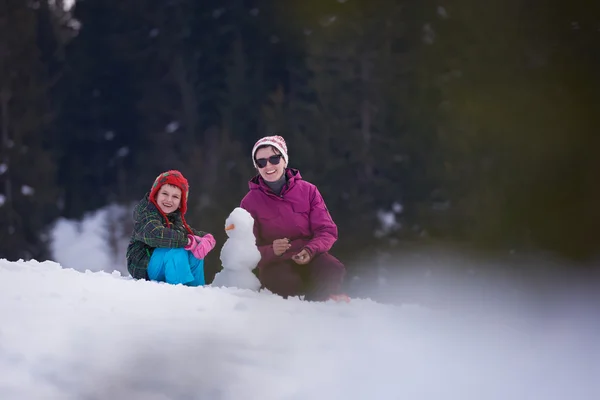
[{"left": 126, "top": 170, "right": 216, "bottom": 286}]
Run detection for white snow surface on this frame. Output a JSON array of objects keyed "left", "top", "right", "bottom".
[
  {"left": 1, "top": 258, "right": 598, "bottom": 400},
  {"left": 49, "top": 204, "right": 131, "bottom": 276}
]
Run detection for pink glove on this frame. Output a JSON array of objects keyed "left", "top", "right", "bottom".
[
  {"left": 184, "top": 234, "right": 200, "bottom": 251},
  {"left": 189, "top": 234, "right": 216, "bottom": 260}
]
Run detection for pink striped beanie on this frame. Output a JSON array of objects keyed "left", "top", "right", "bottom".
[{"left": 251, "top": 135, "right": 289, "bottom": 169}]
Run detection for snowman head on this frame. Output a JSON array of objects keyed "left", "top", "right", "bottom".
[{"left": 224, "top": 207, "right": 255, "bottom": 239}]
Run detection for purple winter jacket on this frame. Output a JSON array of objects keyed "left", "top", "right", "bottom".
[{"left": 240, "top": 168, "right": 338, "bottom": 268}]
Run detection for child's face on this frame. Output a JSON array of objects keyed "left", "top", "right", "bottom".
[{"left": 155, "top": 184, "right": 182, "bottom": 214}]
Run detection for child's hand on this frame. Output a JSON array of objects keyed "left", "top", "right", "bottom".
[
  {"left": 184, "top": 234, "right": 199, "bottom": 251},
  {"left": 189, "top": 234, "right": 216, "bottom": 260}
]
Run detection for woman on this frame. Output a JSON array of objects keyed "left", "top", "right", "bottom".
[{"left": 240, "top": 135, "right": 348, "bottom": 302}]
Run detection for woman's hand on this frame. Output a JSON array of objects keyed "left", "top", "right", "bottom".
[
  {"left": 292, "top": 249, "right": 311, "bottom": 265},
  {"left": 273, "top": 238, "right": 291, "bottom": 256}
]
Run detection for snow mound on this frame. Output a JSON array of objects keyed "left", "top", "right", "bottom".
[{"left": 0, "top": 259, "right": 597, "bottom": 400}]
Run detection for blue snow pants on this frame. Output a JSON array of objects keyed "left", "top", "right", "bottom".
[{"left": 147, "top": 248, "right": 205, "bottom": 286}]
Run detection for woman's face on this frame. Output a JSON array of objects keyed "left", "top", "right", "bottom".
[
  {"left": 255, "top": 146, "right": 286, "bottom": 182},
  {"left": 155, "top": 184, "right": 182, "bottom": 214}
]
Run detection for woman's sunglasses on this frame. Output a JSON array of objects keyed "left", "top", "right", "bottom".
[{"left": 255, "top": 155, "right": 282, "bottom": 169}]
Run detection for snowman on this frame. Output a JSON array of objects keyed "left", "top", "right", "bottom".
[{"left": 211, "top": 207, "right": 262, "bottom": 291}]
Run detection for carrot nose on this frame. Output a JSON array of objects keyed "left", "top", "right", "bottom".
[{"left": 225, "top": 224, "right": 235, "bottom": 231}]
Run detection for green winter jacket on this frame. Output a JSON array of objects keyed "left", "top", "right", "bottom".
[{"left": 126, "top": 193, "right": 208, "bottom": 280}]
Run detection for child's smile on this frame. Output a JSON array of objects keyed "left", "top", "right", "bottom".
[{"left": 155, "top": 184, "right": 182, "bottom": 214}]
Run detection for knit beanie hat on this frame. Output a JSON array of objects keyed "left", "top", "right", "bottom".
[
  {"left": 148, "top": 170, "right": 193, "bottom": 235},
  {"left": 251, "top": 135, "right": 289, "bottom": 169}
]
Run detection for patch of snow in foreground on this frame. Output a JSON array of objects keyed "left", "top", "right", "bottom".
[{"left": 0, "top": 259, "right": 598, "bottom": 400}]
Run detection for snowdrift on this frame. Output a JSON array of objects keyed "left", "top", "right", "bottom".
[{"left": 0, "top": 259, "right": 597, "bottom": 400}]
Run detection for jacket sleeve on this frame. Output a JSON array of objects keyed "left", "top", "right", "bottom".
[
  {"left": 191, "top": 228, "right": 209, "bottom": 237},
  {"left": 303, "top": 186, "right": 338, "bottom": 257},
  {"left": 134, "top": 211, "right": 189, "bottom": 248}
]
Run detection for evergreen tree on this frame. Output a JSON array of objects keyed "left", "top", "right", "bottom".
[
  {"left": 0, "top": 0, "right": 61, "bottom": 260},
  {"left": 415, "top": 0, "right": 600, "bottom": 259},
  {"left": 56, "top": 0, "right": 139, "bottom": 218},
  {"left": 261, "top": 0, "right": 421, "bottom": 253}
]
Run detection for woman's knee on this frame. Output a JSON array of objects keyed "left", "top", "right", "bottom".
[
  {"left": 303, "top": 253, "right": 346, "bottom": 300},
  {"left": 259, "top": 262, "right": 303, "bottom": 297},
  {"left": 309, "top": 253, "right": 346, "bottom": 277}
]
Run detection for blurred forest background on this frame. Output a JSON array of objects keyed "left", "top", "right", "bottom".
[{"left": 0, "top": 0, "right": 598, "bottom": 278}]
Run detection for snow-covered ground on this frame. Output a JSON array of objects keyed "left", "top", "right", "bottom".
[
  {"left": 1, "top": 258, "right": 598, "bottom": 400},
  {"left": 49, "top": 204, "right": 132, "bottom": 276}
]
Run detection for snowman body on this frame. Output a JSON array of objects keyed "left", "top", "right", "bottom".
[{"left": 212, "top": 208, "right": 261, "bottom": 291}]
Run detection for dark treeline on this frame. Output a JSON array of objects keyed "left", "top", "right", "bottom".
[{"left": 0, "top": 0, "right": 598, "bottom": 272}]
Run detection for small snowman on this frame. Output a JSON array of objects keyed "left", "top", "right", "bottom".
[{"left": 211, "top": 207, "right": 262, "bottom": 291}]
